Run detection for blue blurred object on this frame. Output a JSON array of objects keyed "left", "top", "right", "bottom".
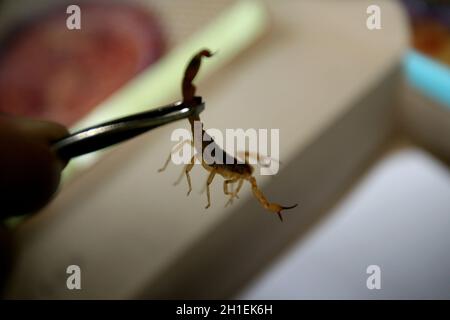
[{"left": 404, "top": 50, "right": 450, "bottom": 109}]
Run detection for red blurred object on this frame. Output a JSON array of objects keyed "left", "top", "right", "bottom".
[
  {"left": 412, "top": 19, "right": 448, "bottom": 56},
  {"left": 0, "top": 2, "right": 165, "bottom": 126}
]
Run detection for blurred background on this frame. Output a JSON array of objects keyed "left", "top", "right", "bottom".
[{"left": 0, "top": 0, "right": 449, "bottom": 299}]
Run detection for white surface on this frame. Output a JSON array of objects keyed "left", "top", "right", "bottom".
[{"left": 238, "top": 148, "right": 450, "bottom": 299}]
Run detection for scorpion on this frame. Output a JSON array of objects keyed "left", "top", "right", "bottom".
[{"left": 158, "top": 49, "right": 297, "bottom": 221}]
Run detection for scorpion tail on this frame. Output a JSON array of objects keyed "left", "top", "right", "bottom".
[
  {"left": 277, "top": 204, "right": 298, "bottom": 221},
  {"left": 182, "top": 49, "right": 215, "bottom": 102},
  {"left": 249, "top": 177, "right": 298, "bottom": 222}
]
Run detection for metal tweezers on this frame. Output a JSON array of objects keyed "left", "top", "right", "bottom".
[{"left": 52, "top": 97, "right": 204, "bottom": 160}]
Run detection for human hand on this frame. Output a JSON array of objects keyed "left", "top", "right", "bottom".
[{"left": 0, "top": 115, "right": 68, "bottom": 219}]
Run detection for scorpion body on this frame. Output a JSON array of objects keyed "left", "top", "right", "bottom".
[{"left": 159, "top": 50, "right": 297, "bottom": 220}]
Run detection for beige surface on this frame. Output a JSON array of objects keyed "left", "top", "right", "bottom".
[
  {"left": 399, "top": 80, "right": 450, "bottom": 162},
  {"left": 6, "top": 0, "right": 408, "bottom": 298}
]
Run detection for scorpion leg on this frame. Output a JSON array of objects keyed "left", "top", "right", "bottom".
[
  {"left": 225, "top": 179, "right": 244, "bottom": 207},
  {"left": 205, "top": 169, "right": 217, "bottom": 209},
  {"left": 223, "top": 178, "right": 238, "bottom": 206},
  {"left": 223, "top": 179, "right": 238, "bottom": 195},
  {"left": 233, "top": 179, "right": 244, "bottom": 198},
  {"left": 174, "top": 155, "right": 195, "bottom": 196},
  {"left": 158, "top": 139, "right": 193, "bottom": 172}
]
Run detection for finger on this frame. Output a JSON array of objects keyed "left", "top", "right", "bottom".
[{"left": 0, "top": 116, "right": 68, "bottom": 218}]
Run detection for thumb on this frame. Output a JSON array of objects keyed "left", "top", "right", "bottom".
[{"left": 0, "top": 115, "right": 69, "bottom": 219}]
